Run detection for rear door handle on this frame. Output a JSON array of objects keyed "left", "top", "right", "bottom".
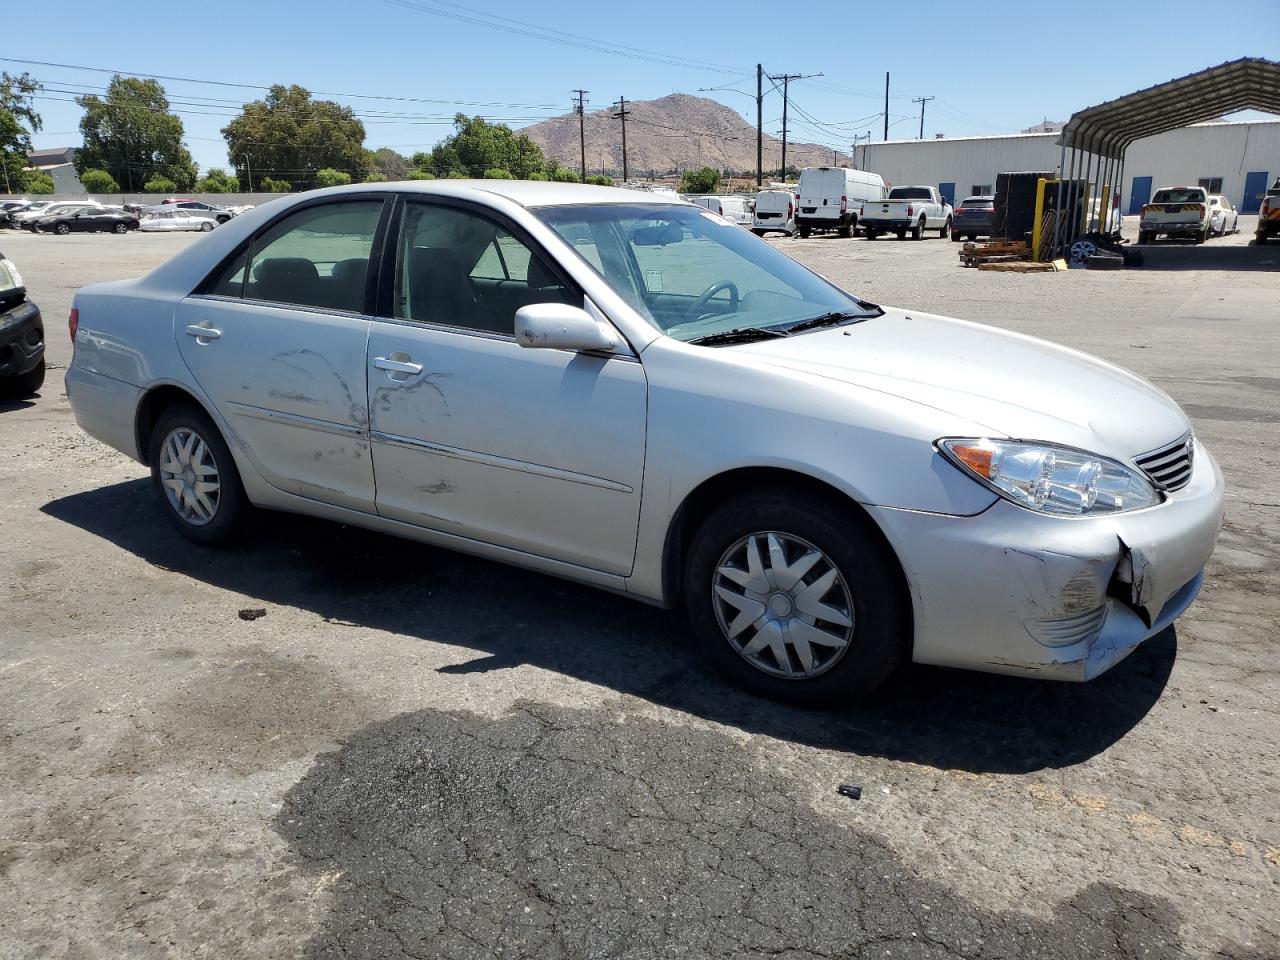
[
  {"left": 373, "top": 356, "right": 423, "bottom": 375},
  {"left": 185, "top": 322, "right": 221, "bottom": 341}
]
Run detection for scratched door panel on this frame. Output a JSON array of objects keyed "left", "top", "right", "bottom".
[
  {"left": 174, "top": 296, "right": 375, "bottom": 512},
  {"left": 367, "top": 322, "right": 647, "bottom": 575}
]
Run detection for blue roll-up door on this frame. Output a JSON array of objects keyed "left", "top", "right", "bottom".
[
  {"left": 1128, "top": 176, "right": 1152, "bottom": 215},
  {"left": 1242, "top": 171, "right": 1269, "bottom": 214}
]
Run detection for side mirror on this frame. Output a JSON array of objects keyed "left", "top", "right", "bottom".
[{"left": 515, "top": 302, "right": 617, "bottom": 353}]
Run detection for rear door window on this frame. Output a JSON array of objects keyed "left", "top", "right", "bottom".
[{"left": 241, "top": 200, "right": 383, "bottom": 312}]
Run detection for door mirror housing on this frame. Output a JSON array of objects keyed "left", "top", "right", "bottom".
[{"left": 515, "top": 303, "right": 618, "bottom": 353}]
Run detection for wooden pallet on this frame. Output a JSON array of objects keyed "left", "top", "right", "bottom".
[
  {"left": 960, "top": 253, "right": 1025, "bottom": 267},
  {"left": 976, "top": 259, "right": 1066, "bottom": 273},
  {"left": 961, "top": 240, "right": 1029, "bottom": 255}
]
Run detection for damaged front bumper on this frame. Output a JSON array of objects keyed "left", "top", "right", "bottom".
[{"left": 868, "top": 439, "right": 1225, "bottom": 681}]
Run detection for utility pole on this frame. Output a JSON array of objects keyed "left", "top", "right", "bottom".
[
  {"left": 572, "top": 89, "right": 588, "bottom": 183},
  {"left": 769, "top": 72, "right": 822, "bottom": 182},
  {"left": 243, "top": 154, "right": 252, "bottom": 192},
  {"left": 912, "top": 96, "right": 934, "bottom": 139},
  {"left": 756, "top": 64, "right": 764, "bottom": 188},
  {"left": 612, "top": 96, "right": 631, "bottom": 183},
  {"left": 883, "top": 72, "right": 889, "bottom": 140}
]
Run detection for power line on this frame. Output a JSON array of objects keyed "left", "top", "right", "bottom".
[{"left": 380, "top": 0, "right": 741, "bottom": 74}]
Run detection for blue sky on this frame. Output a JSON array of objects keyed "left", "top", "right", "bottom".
[{"left": 9, "top": 0, "right": 1278, "bottom": 174}]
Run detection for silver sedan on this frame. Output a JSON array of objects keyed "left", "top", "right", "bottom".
[{"left": 65, "top": 181, "right": 1224, "bottom": 703}]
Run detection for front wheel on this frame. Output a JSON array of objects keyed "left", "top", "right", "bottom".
[
  {"left": 113, "top": 222, "right": 128, "bottom": 235},
  {"left": 149, "top": 404, "right": 250, "bottom": 545},
  {"left": 939, "top": 217, "right": 951, "bottom": 238},
  {"left": 684, "top": 490, "right": 909, "bottom": 704},
  {"left": 55, "top": 223, "right": 70, "bottom": 235},
  {"left": 199, "top": 220, "right": 215, "bottom": 232}
]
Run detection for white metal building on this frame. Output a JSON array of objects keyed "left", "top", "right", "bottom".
[{"left": 859, "top": 118, "right": 1280, "bottom": 215}]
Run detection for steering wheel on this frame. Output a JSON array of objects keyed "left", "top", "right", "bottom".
[{"left": 688, "top": 280, "right": 740, "bottom": 320}]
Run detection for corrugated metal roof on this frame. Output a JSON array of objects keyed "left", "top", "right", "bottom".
[{"left": 1061, "top": 57, "right": 1280, "bottom": 158}]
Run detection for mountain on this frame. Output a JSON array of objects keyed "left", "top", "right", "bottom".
[{"left": 519, "top": 93, "right": 852, "bottom": 177}]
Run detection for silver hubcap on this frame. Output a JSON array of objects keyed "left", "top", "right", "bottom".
[
  {"left": 713, "top": 531, "right": 855, "bottom": 679},
  {"left": 159, "top": 427, "right": 220, "bottom": 526}
]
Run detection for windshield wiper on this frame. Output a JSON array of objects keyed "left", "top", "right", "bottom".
[
  {"left": 782, "top": 310, "right": 872, "bottom": 334},
  {"left": 687, "top": 327, "right": 790, "bottom": 346}
]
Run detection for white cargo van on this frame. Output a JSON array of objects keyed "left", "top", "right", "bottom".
[
  {"left": 796, "top": 167, "right": 886, "bottom": 238},
  {"left": 752, "top": 189, "right": 797, "bottom": 236},
  {"left": 689, "top": 195, "right": 753, "bottom": 227}
]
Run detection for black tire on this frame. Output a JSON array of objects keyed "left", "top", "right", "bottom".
[
  {"left": 895, "top": 228, "right": 906, "bottom": 240},
  {"left": 0, "top": 358, "right": 45, "bottom": 398},
  {"left": 797, "top": 224, "right": 811, "bottom": 239},
  {"left": 1137, "top": 230, "right": 1151, "bottom": 244},
  {"left": 939, "top": 217, "right": 951, "bottom": 238},
  {"left": 864, "top": 228, "right": 878, "bottom": 240},
  {"left": 55, "top": 223, "right": 70, "bottom": 235},
  {"left": 751, "top": 228, "right": 766, "bottom": 237},
  {"left": 1195, "top": 226, "right": 1208, "bottom": 244},
  {"left": 838, "top": 221, "right": 853, "bottom": 238},
  {"left": 683, "top": 489, "right": 910, "bottom": 704},
  {"left": 113, "top": 222, "right": 128, "bottom": 235},
  {"left": 911, "top": 218, "right": 925, "bottom": 240},
  {"left": 148, "top": 403, "right": 250, "bottom": 545},
  {"left": 950, "top": 231, "right": 962, "bottom": 242}
]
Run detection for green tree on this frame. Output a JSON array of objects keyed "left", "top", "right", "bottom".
[
  {"left": 365, "top": 171, "right": 387, "bottom": 182},
  {"left": 195, "top": 168, "right": 239, "bottom": 193},
  {"left": 482, "top": 168, "right": 512, "bottom": 179},
  {"left": 551, "top": 168, "right": 580, "bottom": 183},
  {"left": 260, "top": 176, "right": 291, "bottom": 193},
  {"left": 80, "top": 168, "right": 120, "bottom": 193},
  {"left": 76, "top": 76, "right": 198, "bottom": 191},
  {"left": 445, "top": 171, "right": 467, "bottom": 180},
  {"left": 586, "top": 174, "right": 613, "bottom": 186},
  {"left": 371, "top": 147, "right": 410, "bottom": 181},
  {"left": 22, "top": 169, "right": 55, "bottom": 194},
  {"left": 223, "top": 85, "right": 370, "bottom": 192},
  {"left": 315, "top": 167, "right": 352, "bottom": 188},
  {"left": 419, "top": 114, "right": 547, "bottom": 179},
  {"left": 679, "top": 167, "right": 721, "bottom": 193},
  {"left": 1, "top": 72, "right": 42, "bottom": 195},
  {"left": 143, "top": 175, "right": 178, "bottom": 193},
  {"left": 407, "top": 169, "right": 436, "bottom": 180}
]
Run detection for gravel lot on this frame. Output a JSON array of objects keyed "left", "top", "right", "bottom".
[{"left": 2, "top": 219, "right": 1277, "bottom": 960}]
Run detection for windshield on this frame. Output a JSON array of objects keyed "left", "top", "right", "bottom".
[
  {"left": 1152, "top": 188, "right": 1205, "bottom": 204},
  {"left": 888, "top": 187, "right": 933, "bottom": 200},
  {"left": 534, "top": 202, "right": 876, "bottom": 342}
]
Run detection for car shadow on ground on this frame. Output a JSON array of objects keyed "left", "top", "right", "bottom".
[{"left": 43, "top": 478, "right": 1177, "bottom": 775}]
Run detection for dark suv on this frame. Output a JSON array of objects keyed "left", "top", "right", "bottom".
[
  {"left": 951, "top": 196, "right": 995, "bottom": 241},
  {"left": 0, "top": 251, "right": 45, "bottom": 398}
]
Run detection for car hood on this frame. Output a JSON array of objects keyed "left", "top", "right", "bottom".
[{"left": 734, "top": 308, "right": 1190, "bottom": 460}]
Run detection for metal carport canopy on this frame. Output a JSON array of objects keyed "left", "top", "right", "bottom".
[{"left": 1061, "top": 57, "right": 1280, "bottom": 159}]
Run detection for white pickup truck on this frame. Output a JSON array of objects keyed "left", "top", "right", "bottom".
[{"left": 861, "top": 186, "right": 953, "bottom": 240}]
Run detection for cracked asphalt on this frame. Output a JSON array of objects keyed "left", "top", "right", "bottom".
[{"left": 1, "top": 221, "right": 1277, "bottom": 959}]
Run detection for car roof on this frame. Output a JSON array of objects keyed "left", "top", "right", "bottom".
[{"left": 330, "top": 179, "right": 688, "bottom": 208}]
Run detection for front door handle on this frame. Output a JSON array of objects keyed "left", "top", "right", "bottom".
[
  {"left": 185, "top": 322, "right": 221, "bottom": 341},
  {"left": 373, "top": 356, "right": 423, "bottom": 376}
]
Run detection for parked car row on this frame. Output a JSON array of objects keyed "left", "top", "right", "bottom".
[{"left": 0, "top": 196, "right": 252, "bottom": 235}]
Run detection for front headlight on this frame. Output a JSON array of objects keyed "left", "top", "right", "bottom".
[
  {"left": 939, "top": 438, "right": 1160, "bottom": 516},
  {"left": 0, "top": 257, "right": 23, "bottom": 296}
]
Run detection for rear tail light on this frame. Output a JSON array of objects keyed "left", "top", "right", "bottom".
[
  {"left": 859, "top": 204, "right": 864, "bottom": 217},
  {"left": 1195, "top": 203, "right": 1206, "bottom": 220},
  {"left": 840, "top": 194, "right": 847, "bottom": 213},
  {"left": 787, "top": 200, "right": 793, "bottom": 218},
  {"left": 907, "top": 204, "right": 914, "bottom": 217},
  {"left": 69, "top": 306, "right": 79, "bottom": 342},
  {"left": 1141, "top": 204, "right": 1154, "bottom": 216}
]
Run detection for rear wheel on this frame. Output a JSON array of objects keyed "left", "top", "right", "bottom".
[
  {"left": 911, "top": 218, "right": 924, "bottom": 240},
  {"left": 0, "top": 358, "right": 45, "bottom": 398},
  {"left": 838, "top": 220, "right": 853, "bottom": 238},
  {"left": 938, "top": 217, "right": 951, "bottom": 238},
  {"left": 148, "top": 404, "right": 250, "bottom": 545},
  {"left": 684, "top": 490, "right": 909, "bottom": 704},
  {"left": 113, "top": 222, "right": 128, "bottom": 235},
  {"left": 895, "top": 228, "right": 906, "bottom": 240},
  {"left": 1195, "top": 225, "right": 1209, "bottom": 244},
  {"left": 199, "top": 220, "right": 215, "bottom": 232},
  {"left": 1137, "top": 230, "right": 1152, "bottom": 244},
  {"left": 865, "top": 228, "right": 878, "bottom": 240},
  {"left": 798, "top": 224, "right": 811, "bottom": 239},
  {"left": 55, "top": 223, "right": 70, "bottom": 235}
]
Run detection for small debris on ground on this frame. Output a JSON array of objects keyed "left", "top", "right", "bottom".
[
  {"left": 238, "top": 608, "right": 267, "bottom": 621},
  {"left": 837, "top": 784, "right": 863, "bottom": 801}
]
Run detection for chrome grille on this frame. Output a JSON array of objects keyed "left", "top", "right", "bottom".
[{"left": 1134, "top": 434, "right": 1194, "bottom": 491}]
